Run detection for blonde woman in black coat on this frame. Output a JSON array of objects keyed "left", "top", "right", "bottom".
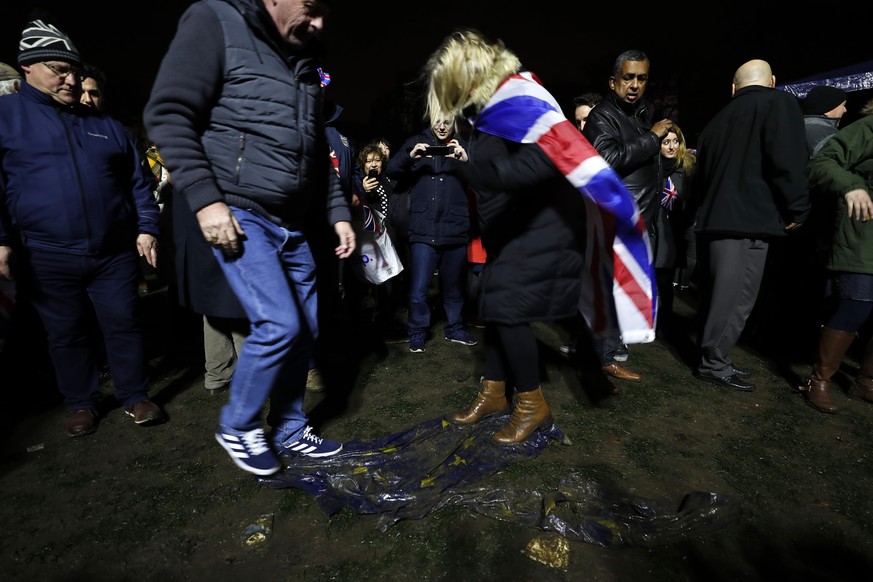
[{"left": 423, "top": 30, "right": 651, "bottom": 444}]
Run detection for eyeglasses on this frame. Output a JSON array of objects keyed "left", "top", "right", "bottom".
[
  {"left": 41, "top": 62, "right": 82, "bottom": 80},
  {"left": 433, "top": 120, "right": 453, "bottom": 129}
]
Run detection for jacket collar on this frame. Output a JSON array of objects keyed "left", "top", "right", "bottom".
[
  {"left": 605, "top": 90, "right": 649, "bottom": 119},
  {"left": 19, "top": 79, "right": 78, "bottom": 111}
]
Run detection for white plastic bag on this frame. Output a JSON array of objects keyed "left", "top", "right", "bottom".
[{"left": 354, "top": 208, "right": 404, "bottom": 285}]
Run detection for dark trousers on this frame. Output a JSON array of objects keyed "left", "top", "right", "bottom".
[
  {"left": 484, "top": 323, "right": 539, "bottom": 392},
  {"left": 697, "top": 237, "right": 768, "bottom": 376},
  {"left": 407, "top": 242, "right": 467, "bottom": 336},
  {"left": 23, "top": 248, "right": 150, "bottom": 410}
]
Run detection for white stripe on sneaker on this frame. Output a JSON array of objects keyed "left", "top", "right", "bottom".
[
  {"left": 221, "top": 435, "right": 249, "bottom": 458},
  {"left": 215, "top": 429, "right": 280, "bottom": 476}
]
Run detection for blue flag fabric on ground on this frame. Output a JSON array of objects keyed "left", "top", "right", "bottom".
[{"left": 258, "top": 415, "right": 737, "bottom": 546}]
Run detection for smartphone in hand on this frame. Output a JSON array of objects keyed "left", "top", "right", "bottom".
[{"left": 423, "top": 145, "right": 453, "bottom": 156}]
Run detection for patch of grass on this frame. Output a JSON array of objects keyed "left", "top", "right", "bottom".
[
  {"left": 441, "top": 385, "right": 478, "bottom": 410},
  {"left": 336, "top": 417, "right": 386, "bottom": 441},
  {"left": 622, "top": 436, "right": 667, "bottom": 474},
  {"left": 276, "top": 487, "right": 313, "bottom": 513},
  {"left": 374, "top": 400, "right": 420, "bottom": 422}
]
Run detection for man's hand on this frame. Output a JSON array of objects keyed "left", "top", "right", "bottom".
[
  {"left": 845, "top": 189, "right": 873, "bottom": 222},
  {"left": 333, "top": 221, "right": 355, "bottom": 259},
  {"left": 137, "top": 234, "right": 159, "bottom": 268},
  {"left": 0, "top": 245, "right": 13, "bottom": 280},
  {"left": 651, "top": 119, "right": 673, "bottom": 139},
  {"left": 784, "top": 222, "right": 802, "bottom": 232},
  {"left": 196, "top": 201, "right": 245, "bottom": 257}
]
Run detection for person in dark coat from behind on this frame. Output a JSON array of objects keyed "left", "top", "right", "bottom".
[
  {"left": 422, "top": 30, "right": 647, "bottom": 445},
  {"left": 171, "top": 173, "right": 248, "bottom": 392}
]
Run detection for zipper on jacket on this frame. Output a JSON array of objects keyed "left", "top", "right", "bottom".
[
  {"left": 235, "top": 134, "right": 246, "bottom": 179},
  {"left": 61, "top": 109, "right": 95, "bottom": 255}
]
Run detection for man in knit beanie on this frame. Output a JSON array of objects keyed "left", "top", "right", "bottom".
[
  {"left": 17, "top": 18, "right": 83, "bottom": 68},
  {"left": 0, "top": 15, "right": 165, "bottom": 437},
  {"left": 15, "top": 17, "right": 83, "bottom": 107}
]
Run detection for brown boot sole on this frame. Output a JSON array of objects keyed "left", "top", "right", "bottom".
[{"left": 803, "top": 398, "right": 838, "bottom": 414}]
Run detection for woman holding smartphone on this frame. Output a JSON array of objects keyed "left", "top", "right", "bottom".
[{"left": 359, "top": 143, "right": 407, "bottom": 340}]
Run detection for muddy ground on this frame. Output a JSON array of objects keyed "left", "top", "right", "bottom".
[{"left": 1, "top": 284, "right": 872, "bottom": 582}]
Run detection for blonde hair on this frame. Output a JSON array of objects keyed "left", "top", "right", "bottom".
[
  {"left": 424, "top": 29, "right": 521, "bottom": 123},
  {"left": 861, "top": 98, "right": 873, "bottom": 117},
  {"left": 664, "top": 123, "right": 696, "bottom": 175}
]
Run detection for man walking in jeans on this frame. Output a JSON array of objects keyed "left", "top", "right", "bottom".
[{"left": 145, "top": 0, "right": 354, "bottom": 476}]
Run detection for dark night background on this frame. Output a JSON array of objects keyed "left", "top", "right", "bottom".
[{"left": 2, "top": 1, "right": 871, "bottom": 149}]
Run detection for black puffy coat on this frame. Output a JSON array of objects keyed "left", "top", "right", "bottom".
[
  {"left": 172, "top": 188, "right": 245, "bottom": 319},
  {"left": 462, "top": 133, "right": 586, "bottom": 324}
]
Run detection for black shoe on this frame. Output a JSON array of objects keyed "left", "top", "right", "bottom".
[
  {"left": 697, "top": 372, "right": 755, "bottom": 392},
  {"left": 731, "top": 365, "right": 752, "bottom": 378}
]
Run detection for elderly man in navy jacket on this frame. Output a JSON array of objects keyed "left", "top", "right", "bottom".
[{"left": 0, "top": 18, "right": 163, "bottom": 436}]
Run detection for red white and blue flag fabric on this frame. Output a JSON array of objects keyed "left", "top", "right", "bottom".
[
  {"left": 661, "top": 176, "right": 678, "bottom": 211},
  {"left": 472, "top": 72, "right": 657, "bottom": 343},
  {"left": 359, "top": 204, "right": 384, "bottom": 234}
]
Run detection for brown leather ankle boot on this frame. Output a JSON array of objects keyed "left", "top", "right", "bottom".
[
  {"left": 492, "top": 387, "right": 552, "bottom": 445},
  {"left": 850, "top": 338, "right": 873, "bottom": 403},
  {"left": 798, "top": 327, "right": 856, "bottom": 414},
  {"left": 449, "top": 379, "right": 509, "bottom": 424}
]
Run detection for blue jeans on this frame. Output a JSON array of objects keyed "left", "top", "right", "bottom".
[
  {"left": 213, "top": 208, "right": 317, "bottom": 443},
  {"left": 407, "top": 242, "right": 467, "bottom": 336}
]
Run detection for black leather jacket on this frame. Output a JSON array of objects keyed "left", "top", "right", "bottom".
[{"left": 582, "top": 91, "right": 662, "bottom": 235}]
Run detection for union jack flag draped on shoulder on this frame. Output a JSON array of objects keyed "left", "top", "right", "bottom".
[{"left": 472, "top": 72, "right": 657, "bottom": 343}]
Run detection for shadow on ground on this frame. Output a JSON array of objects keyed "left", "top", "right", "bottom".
[{"left": 1, "top": 288, "right": 872, "bottom": 581}]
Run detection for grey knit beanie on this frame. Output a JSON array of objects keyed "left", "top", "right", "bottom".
[{"left": 18, "top": 19, "right": 81, "bottom": 67}]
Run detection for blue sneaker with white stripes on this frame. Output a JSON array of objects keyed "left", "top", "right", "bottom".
[
  {"left": 277, "top": 426, "right": 343, "bottom": 459},
  {"left": 215, "top": 427, "right": 281, "bottom": 476}
]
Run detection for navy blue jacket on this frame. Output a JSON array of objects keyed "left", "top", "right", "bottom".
[
  {"left": 386, "top": 129, "right": 470, "bottom": 245},
  {"left": 0, "top": 81, "right": 159, "bottom": 255},
  {"left": 324, "top": 100, "right": 363, "bottom": 203}
]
